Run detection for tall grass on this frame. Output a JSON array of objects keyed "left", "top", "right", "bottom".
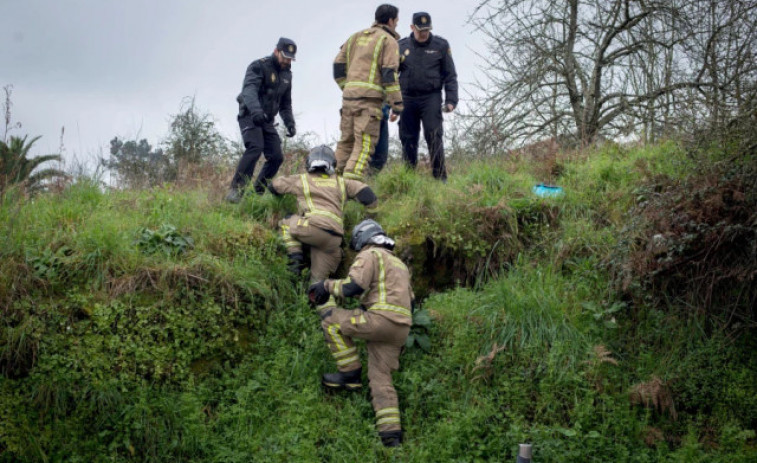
[{"left": 1, "top": 142, "right": 755, "bottom": 461}]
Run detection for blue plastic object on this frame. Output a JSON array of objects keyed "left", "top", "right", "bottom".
[{"left": 532, "top": 183, "right": 564, "bottom": 198}]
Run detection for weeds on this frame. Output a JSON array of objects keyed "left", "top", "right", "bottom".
[{"left": 0, "top": 141, "right": 755, "bottom": 461}]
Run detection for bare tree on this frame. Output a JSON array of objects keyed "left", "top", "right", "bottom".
[{"left": 467, "top": 0, "right": 757, "bottom": 151}]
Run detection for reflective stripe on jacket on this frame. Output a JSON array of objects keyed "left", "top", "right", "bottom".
[
  {"left": 334, "top": 23, "right": 403, "bottom": 115},
  {"left": 327, "top": 245, "right": 413, "bottom": 326},
  {"left": 271, "top": 173, "right": 376, "bottom": 236}
]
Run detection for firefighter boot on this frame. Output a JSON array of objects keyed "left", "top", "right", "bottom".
[
  {"left": 379, "top": 430, "right": 403, "bottom": 448},
  {"left": 225, "top": 188, "right": 241, "bottom": 204},
  {"left": 287, "top": 253, "right": 305, "bottom": 275},
  {"left": 322, "top": 367, "right": 362, "bottom": 392}
]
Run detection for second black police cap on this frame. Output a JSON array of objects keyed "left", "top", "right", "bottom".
[
  {"left": 412, "top": 12, "right": 432, "bottom": 31},
  {"left": 277, "top": 37, "right": 297, "bottom": 59}
]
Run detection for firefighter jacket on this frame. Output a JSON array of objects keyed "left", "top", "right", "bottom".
[
  {"left": 398, "top": 33, "right": 458, "bottom": 107},
  {"left": 237, "top": 54, "right": 295, "bottom": 129},
  {"left": 325, "top": 245, "right": 413, "bottom": 326},
  {"left": 270, "top": 173, "right": 377, "bottom": 236},
  {"left": 333, "top": 23, "right": 404, "bottom": 115}
]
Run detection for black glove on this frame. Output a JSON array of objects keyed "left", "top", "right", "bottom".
[
  {"left": 308, "top": 281, "right": 329, "bottom": 306},
  {"left": 286, "top": 125, "right": 296, "bottom": 138},
  {"left": 251, "top": 112, "right": 267, "bottom": 126}
]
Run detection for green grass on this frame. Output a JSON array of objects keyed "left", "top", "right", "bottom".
[{"left": 1, "top": 143, "right": 755, "bottom": 461}]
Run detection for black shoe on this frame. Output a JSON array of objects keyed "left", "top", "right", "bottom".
[
  {"left": 253, "top": 181, "right": 267, "bottom": 195},
  {"left": 379, "top": 430, "right": 403, "bottom": 447},
  {"left": 225, "top": 189, "right": 241, "bottom": 204},
  {"left": 287, "top": 253, "right": 305, "bottom": 275},
  {"left": 322, "top": 367, "right": 362, "bottom": 391}
]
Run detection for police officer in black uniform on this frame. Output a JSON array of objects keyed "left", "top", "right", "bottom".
[
  {"left": 398, "top": 12, "right": 458, "bottom": 181},
  {"left": 227, "top": 37, "right": 297, "bottom": 203}
]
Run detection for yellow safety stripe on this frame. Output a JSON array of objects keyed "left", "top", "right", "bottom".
[
  {"left": 385, "top": 84, "right": 400, "bottom": 93},
  {"left": 307, "top": 209, "right": 343, "bottom": 224},
  {"left": 317, "top": 296, "right": 337, "bottom": 311},
  {"left": 344, "top": 81, "right": 383, "bottom": 91},
  {"left": 338, "top": 176, "right": 346, "bottom": 211},
  {"left": 350, "top": 314, "right": 367, "bottom": 325},
  {"left": 374, "top": 249, "right": 387, "bottom": 303},
  {"left": 346, "top": 34, "right": 356, "bottom": 71},
  {"left": 332, "top": 346, "right": 357, "bottom": 358},
  {"left": 376, "top": 417, "right": 401, "bottom": 426},
  {"left": 376, "top": 407, "right": 400, "bottom": 417},
  {"left": 327, "top": 324, "right": 347, "bottom": 351},
  {"left": 370, "top": 303, "right": 412, "bottom": 318},
  {"left": 354, "top": 132, "right": 371, "bottom": 178},
  {"left": 332, "top": 280, "right": 342, "bottom": 298},
  {"left": 365, "top": 250, "right": 412, "bottom": 318},
  {"left": 281, "top": 224, "right": 299, "bottom": 248},
  {"left": 332, "top": 276, "right": 351, "bottom": 298},
  {"left": 301, "top": 174, "right": 315, "bottom": 213},
  {"left": 337, "top": 355, "right": 360, "bottom": 367},
  {"left": 368, "top": 35, "right": 386, "bottom": 85},
  {"left": 343, "top": 172, "right": 363, "bottom": 181},
  {"left": 301, "top": 174, "right": 343, "bottom": 225},
  {"left": 344, "top": 32, "right": 388, "bottom": 93}
]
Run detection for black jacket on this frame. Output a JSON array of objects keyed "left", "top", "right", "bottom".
[
  {"left": 398, "top": 34, "right": 458, "bottom": 106},
  {"left": 237, "top": 54, "right": 295, "bottom": 128}
]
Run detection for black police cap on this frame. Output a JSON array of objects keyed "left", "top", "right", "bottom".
[
  {"left": 276, "top": 37, "right": 297, "bottom": 59},
  {"left": 412, "top": 12, "right": 432, "bottom": 31}
]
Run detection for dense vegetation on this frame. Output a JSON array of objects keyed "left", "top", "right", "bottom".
[{"left": 1, "top": 141, "right": 755, "bottom": 462}]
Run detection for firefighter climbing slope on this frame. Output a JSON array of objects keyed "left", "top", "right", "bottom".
[
  {"left": 268, "top": 145, "right": 378, "bottom": 282},
  {"left": 308, "top": 219, "right": 414, "bottom": 448}
]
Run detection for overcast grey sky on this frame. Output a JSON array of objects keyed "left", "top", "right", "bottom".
[{"left": 1, "top": 0, "right": 487, "bottom": 166}]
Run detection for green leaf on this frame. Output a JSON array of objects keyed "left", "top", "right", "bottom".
[
  {"left": 416, "top": 334, "right": 431, "bottom": 352},
  {"left": 413, "top": 309, "right": 432, "bottom": 327}
]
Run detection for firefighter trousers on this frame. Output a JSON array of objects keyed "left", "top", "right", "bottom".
[
  {"left": 279, "top": 215, "right": 343, "bottom": 283},
  {"left": 319, "top": 306, "right": 410, "bottom": 433},
  {"left": 335, "top": 98, "right": 383, "bottom": 181}
]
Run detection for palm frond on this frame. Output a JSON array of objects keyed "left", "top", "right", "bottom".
[{"left": 0, "top": 134, "right": 63, "bottom": 193}]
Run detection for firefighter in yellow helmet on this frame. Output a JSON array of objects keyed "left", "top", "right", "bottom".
[
  {"left": 268, "top": 145, "right": 378, "bottom": 282},
  {"left": 308, "top": 219, "right": 413, "bottom": 447},
  {"left": 333, "top": 4, "right": 404, "bottom": 181}
]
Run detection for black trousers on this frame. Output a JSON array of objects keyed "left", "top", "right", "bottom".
[
  {"left": 230, "top": 114, "right": 283, "bottom": 194},
  {"left": 370, "top": 104, "right": 390, "bottom": 171},
  {"left": 399, "top": 92, "right": 446, "bottom": 180}
]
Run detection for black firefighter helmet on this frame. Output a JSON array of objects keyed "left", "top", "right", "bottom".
[
  {"left": 306, "top": 145, "right": 337, "bottom": 175},
  {"left": 349, "top": 219, "right": 386, "bottom": 251}
]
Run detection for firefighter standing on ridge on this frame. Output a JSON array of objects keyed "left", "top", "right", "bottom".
[
  {"left": 398, "top": 12, "right": 458, "bottom": 181},
  {"left": 333, "top": 4, "right": 404, "bottom": 181},
  {"left": 269, "top": 146, "right": 378, "bottom": 282},
  {"left": 308, "top": 219, "right": 413, "bottom": 448},
  {"left": 227, "top": 37, "right": 298, "bottom": 203}
]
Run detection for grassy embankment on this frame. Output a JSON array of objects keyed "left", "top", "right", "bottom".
[{"left": 1, "top": 141, "right": 755, "bottom": 462}]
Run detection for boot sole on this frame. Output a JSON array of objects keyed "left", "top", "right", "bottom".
[{"left": 322, "top": 381, "right": 362, "bottom": 391}]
